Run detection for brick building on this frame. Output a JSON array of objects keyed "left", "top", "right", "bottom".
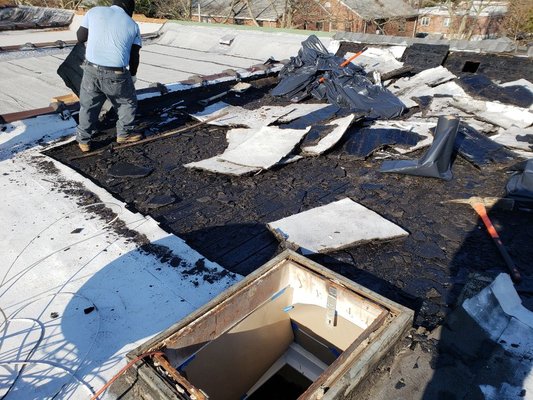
[
  {"left": 416, "top": 2, "right": 507, "bottom": 40},
  {"left": 190, "top": 0, "right": 284, "bottom": 28},
  {"left": 292, "top": 0, "right": 418, "bottom": 36},
  {"left": 189, "top": 0, "right": 419, "bottom": 37}
]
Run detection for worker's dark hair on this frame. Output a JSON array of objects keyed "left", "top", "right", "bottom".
[{"left": 113, "top": 0, "right": 135, "bottom": 17}]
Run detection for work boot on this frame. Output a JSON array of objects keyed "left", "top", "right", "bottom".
[
  {"left": 117, "top": 133, "right": 143, "bottom": 144},
  {"left": 78, "top": 143, "right": 91, "bottom": 152}
]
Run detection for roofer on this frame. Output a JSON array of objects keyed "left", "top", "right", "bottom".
[{"left": 75, "top": 0, "right": 142, "bottom": 152}]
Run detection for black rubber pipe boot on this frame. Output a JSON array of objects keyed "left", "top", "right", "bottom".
[{"left": 380, "top": 115, "right": 460, "bottom": 180}]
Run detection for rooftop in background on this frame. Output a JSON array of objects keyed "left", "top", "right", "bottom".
[
  {"left": 1, "top": 6, "right": 533, "bottom": 399},
  {"left": 419, "top": 2, "right": 508, "bottom": 17},
  {"left": 334, "top": 31, "right": 526, "bottom": 53},
  {"left": 342, "top": 0, "right": 418, "bottom": 19},
  {"left": 191, "top": 0, "right": 286, "bottom": 22},
  {"left": 0, "top": 20, "right": 331, "bottom": 115}
]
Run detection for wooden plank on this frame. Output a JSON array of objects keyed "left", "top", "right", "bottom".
[{"left": 152, "top": 354, "right": 207, "bottom": 400}]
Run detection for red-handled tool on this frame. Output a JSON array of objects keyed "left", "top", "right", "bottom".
[
  {"left": 340, "top": 46, "right": 368, "bottom": 67},
  {"left": 444, "top": 196, "right": 522, "bottom": 284}
]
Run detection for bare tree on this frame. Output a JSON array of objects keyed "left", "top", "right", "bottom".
[
  {"left": 16, "top": 0, "right": 85, "bottom": 9},
  {"left": 443, "top": 0, "right": 495, "bottom": 40},
  {"left": 287, "top": 0, "right": 335, "bottom": 30},
  {"left": 220, "top": 0, "right": 239, "bottom": 24},
  {"left": 281, "top": 0, "right": 307, "bottom": 28},
  {"left": 501, "top": 0, "right": 533, "bottom": 43},
  {"left": 377, "top": 16, "right": 413, "bottom": 36},
  {"left": 150, "top": 0, "right": 192, "bottom": 19},
  {"left": 243, "top": 0, "right": 260, "bottom": 26}
]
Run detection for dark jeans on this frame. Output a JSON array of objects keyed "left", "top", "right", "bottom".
[{"left": 76, "top": 62, "right": 137, "bottom": 144}]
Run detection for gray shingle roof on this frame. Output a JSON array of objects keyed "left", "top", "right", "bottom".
[
  {"left": 192, "top": 0, "right": 285, "bottom": 22},
  {"left": 341, "top": 0, "right": 418, "bottom": 20}
]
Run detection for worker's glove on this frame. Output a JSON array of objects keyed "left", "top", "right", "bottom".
[{"left": 131, "top": 75, "right": 137, "bottom": 85}]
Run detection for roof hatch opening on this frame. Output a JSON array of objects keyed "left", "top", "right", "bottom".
[
  {"left": 462, "top": 61, "right": 480, "bottom": 73},
  {"left": 120, "top": 251, "right": 413, "bottom": 400}
]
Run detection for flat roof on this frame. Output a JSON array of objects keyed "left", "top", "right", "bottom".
[
  {"left": 1, "top": 12, "right": 532, "bottom": 400},
  {"left": 0, "top": 21, "right": 331, "bottom": 114}
]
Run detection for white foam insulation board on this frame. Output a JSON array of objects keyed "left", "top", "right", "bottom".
[
  {"left": 219, "top": 126, "right": 310, "bottom": 169},
  {"left": 348, "top": 47, "right": 404, "bottom": 74},
  {"left": 184, "top": 157, "right": 261, "bottom": 176},
  {"left": 267, "top": 198, "right": 409, "bottom": 254},
  {"left": 451, "top": 98, "right": 533, "bottom": 129},
  {"left": 277, "top": 103, "right": 332, "bottom": 123},
  {"left": 302, "top": 114, "right": 355, "bottom": 155},
  {"left": 191, "top": 102, "right": 294, "bottom": 129}
]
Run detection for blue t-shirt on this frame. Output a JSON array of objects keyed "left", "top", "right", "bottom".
[{"left": 81, "top": 5, "right": 142, "bottom": 68}]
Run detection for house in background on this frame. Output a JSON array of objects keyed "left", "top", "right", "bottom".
[
  {"left": 188, "top": 0, "right": 419, "bottom": 36},
  {"left": 291, "top": 0, "right": 419, "bottom": 36},
  {"left": 190, "top": 0, "right": 285, "bottom": 28},
  {"left": 416, "top": 1, "right": 507, "bottom": 40}
]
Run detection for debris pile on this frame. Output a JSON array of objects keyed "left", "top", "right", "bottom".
[
  {"left": 176, "top": 35, "right": 533, "bottom": 265},
  {"left": 0, "top": 5, "right": 74, "bottom": 31},
  {"left": 186, "top": 99, "right": 357, "bottom": 175},
  {"left": 506, "top": 159, "right": 533, "bottom": 200},
  {"left": 271, "top": 35, "right": 405, "bottom": 119},
  {"left": 184, "top": 35, "right": 532, "bottom": 185}
]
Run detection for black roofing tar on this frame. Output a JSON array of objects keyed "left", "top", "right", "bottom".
[
  {"left": 45, "top": 76, "right": 533, "bottom": 330},
  {"left": 401, "top": 43, "right": 450, "bottom": 74},
  {"left": 444, "top": 52, "right": 533, "bottom": 83}
]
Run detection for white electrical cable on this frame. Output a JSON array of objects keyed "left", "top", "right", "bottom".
[
  {"left": 0, "top": 307, "right": 7, "bottom": 355},
  {"left": 0, "top": 317, "right": 45, "bottom": 399},
  {"left": 0, "top": 196, "right": 163, "bottom": 397},
  {"left": 1, "top": 202, "right": 123, "bottom": 290},
  {"left": 0, "top": 360, "right": 94, "bottom": 396},
  {"left": 1, "top": 294, "right": 101, "bottom": 399}
]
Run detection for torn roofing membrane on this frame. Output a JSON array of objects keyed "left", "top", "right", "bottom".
[
  {"left": 301, "top": 114, "right": 356, "bottom": 155},
  {"left": 344, "top": 126, "right": 425, "bottom": 159},
  {"left": 191, "top": 102, "right": 295, "bottom": 129},
  {"left": 458, "top": 74, "right": 533, "bottom": 109},
  {"left": 455, "top": 124, "right": 517, "bottom": 167}
]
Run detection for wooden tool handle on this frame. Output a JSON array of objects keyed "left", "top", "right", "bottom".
[
  {"left": 340, "top": 47, "right": 367, "bottom": 67},
  {"left": 472, "top": 203, "right": 521, "bottom": 284}
]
